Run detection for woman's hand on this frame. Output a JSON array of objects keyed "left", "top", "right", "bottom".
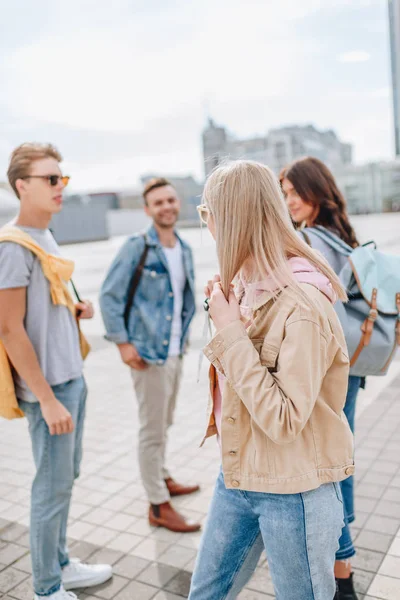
[{"left": 205, "top": 275, "right": 241, "bottom": 331}]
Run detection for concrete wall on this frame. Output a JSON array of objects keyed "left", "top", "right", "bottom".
[
  {"left": 51, "top": 203, "right": 108, "bottom": 244},
  {"left": 107, "top": 209, "right": 151, "bottom": 237}
]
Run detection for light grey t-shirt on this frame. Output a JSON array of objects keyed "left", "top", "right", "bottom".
[{"left": 0, "top": 226, "right": 83, "bottom": 402}]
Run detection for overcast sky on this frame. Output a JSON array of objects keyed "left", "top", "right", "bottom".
[{"left": 0, "top": 0, "right": 394, "bottom": 192}]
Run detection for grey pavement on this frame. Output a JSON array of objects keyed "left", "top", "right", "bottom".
[{"left": 1, "top": 216, "right": 400, "bottom": 599}]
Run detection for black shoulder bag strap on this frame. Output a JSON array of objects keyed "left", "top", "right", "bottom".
[
  {"left": 123, "top": 235, "right": 150, "bottom": 328},
  {"left": 49, "top": 228, "right": 83, "bottom": 314}
]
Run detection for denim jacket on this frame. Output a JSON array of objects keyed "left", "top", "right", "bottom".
[{"left": 99, "top": 225, "right": 196, "bottom": 364}]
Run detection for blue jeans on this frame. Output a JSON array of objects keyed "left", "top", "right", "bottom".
[
  {"left": 19, "top": 377, "right": 87, "bottom": 596},
  {"left": 188, "top": 471, "right": 344, "bottom": 600},
  {"left": 336, "top": 375, "right": 362, "bottom": 561}
]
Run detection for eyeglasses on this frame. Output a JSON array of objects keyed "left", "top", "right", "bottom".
[
  {"left": 197, "top": 203, "right": 210, "bottom": 225},
  {"left": 23, "top": 175, "right": 70, "bottom": 187}
]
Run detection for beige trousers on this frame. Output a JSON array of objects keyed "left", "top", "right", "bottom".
[{"left": 131, "top": 356, "right": 183, "bottom": 505}]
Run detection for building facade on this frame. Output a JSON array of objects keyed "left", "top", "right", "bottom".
[
  {"left": 202, "top": 119, "right": 353, "bottom": 178},
  {"left": 334, "top": 159, "right": 400, "bottom": 214},
  {"left": 389, "top": 0, "right": 400, "bottom": 155}
]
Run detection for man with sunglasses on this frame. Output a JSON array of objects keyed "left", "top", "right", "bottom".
[
  {"left": 0, "top": 144, "right": 112, "bottom": 600},
  {"left": 100, "top": 177, "right": 201, "bottom": 533}
]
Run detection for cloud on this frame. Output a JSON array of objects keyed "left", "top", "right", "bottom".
[
  {"left": 337, "top": 51, "right": 371, "bottom": 63},
  {"left": 0, "top": 0, "right": 392, "bottom": 187}
]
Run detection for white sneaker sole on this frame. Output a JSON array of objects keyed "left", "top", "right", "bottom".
[{"left": 63, "top": 569, "right": 113, "bottom": 590}]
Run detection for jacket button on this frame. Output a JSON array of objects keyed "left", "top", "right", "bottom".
[
  {"left": 169, "top": 292, "right": 174, "bottom": 298},
  {"left": 163, "top": 340, "right": 168, "bottom": 346},
  {"left": 151, "top": 271, "right": 157, "bottom": 278},
  {"left": 166, "top": 315, "right": 172, "bottom": 321},
  {"left": 345, "top": 467, "right": 354, "bottom": 476},
  {"left": 229, "top": 451, "right": 237, "bottom": 456},
  {"left": 232, "top": 480, "right": 240, "bottom": 487},
  {"left": 227, "top": 417, "right": 236, "bottom": 424}
]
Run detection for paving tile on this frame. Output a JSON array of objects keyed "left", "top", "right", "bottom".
[
  {"left": 355, "top": 483, "right": 385, "bottom": 501},
  {"left": 123, "top": 500, "right": 150, "bottom": 519},
  {"left": 69, "top": 502, "right": 92, "bottom": 520},
  {"left": 0, "top": 566, "right": 28, "bottom": 594},
  {"left": 5, "top": 575, "right": 32, "bottom": 599},
  {"left": 0, "top": 545, "right": 28, "bottom": 568},
  {"left": 355, "top": 497, "right": 379, "bottom": 515},
  {"left": 356, "top": 530, "right": 394, "bottom": 553},
  {"left": 113, "top": 554, "right": 150, "bottom": 579},
  {"left": 87, "top": 547, "right": 124, "bottom": 566},
  {"left": 352, "top": 548, "right": 385, "bottom": 573},
  {"left": 388, "top": 536, "right": 400, "bottom": 557},
  {"left": 106, "top": 532, "right": 143, "bottom": 553},
  {"left": 0, "top": 525, "right": 28, "bottom": 544},
  {"left": 0, "top": 520, "right": 11, "bottom": 533},
  {"left": 152, "top": 592, "right": 186, "bottom": 600},
  {"left": 157, "top": 545, "right": 196, "bottom": 570},
  {"left": 12, "top": 554, "right": 32, "bottom": 575},
  {"left": 104, "top": 513, "right": 137, "bottom": 532},
  {"left": 100, "top": 495, "right": 133, "bottom": 513},
  {"left": 83, "top": 507, "right": 115, "bottom": 526},
  {"left": 381, "top": 487, "right": 400, "bottom": 503},
  {"left": 84, "top": 527, "right": 117, "bottom": 547},
  {"left": 112, "top": 579, "right": 159, "bottom": 599},
  {"left": 14, "top": 532, "right": 29, "bottom": 549},
  {"left": 128, "top": 518, "right": 154, "bottom": 537},
  {"left": 130, "top": 539, "right": 171, "bottom": 562},
  {"left": 378, "top": 554, "right": 400, "bottom": 578},
  {"left": 368, "top": 573, "right": 400, "bottom": 599},
  {"left": 362, "top": 472, "right": 393, "bottom": 486},
  {"left": 371, "top": 461, "right": 400, "bottom": 476},
  {"left": 137, "top": 562, "right": 180, "bottom": 588},
  {"left": 67, "top": 521, "right": 95, "bottom": 541},
  {"left": 164, "top": 570, "right": 192, "bottom": 597},
  {"left": 375, "top": 500, "right": 400, "bottom": 519},
  {"left": 364, "top": 514, "right": 400, "bottom": 535},
  {"left": 69, "top": 541, "right": 100, "bottom": 562},
  {"left": 352, "top": 568, "right": 376, "bottom": 594},
  {"left": 84, "top": 574, "right": 130, "bottom": 599}
]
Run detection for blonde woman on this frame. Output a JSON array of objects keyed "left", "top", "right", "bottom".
[{"left": 188, "top": 161, "right": 354, "bottom": 600}]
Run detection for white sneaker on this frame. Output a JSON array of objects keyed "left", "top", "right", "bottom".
[
  {"left": 34, "top": 587, "right": 78, "bottom": 599},
  {"left": 62, "top": 558, "right": 113, "bottom": 590}
]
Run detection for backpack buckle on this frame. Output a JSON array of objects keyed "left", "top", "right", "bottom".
[{"left": 368, "top": 308, "right": 378, "bottom": 322}]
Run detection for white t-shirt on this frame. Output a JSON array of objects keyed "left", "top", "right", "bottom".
[{"left": 163, "top": 242, "right": 186, "bottom": 356}]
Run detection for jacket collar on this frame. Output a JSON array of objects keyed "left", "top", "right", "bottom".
[{"left": 145, "top": 224, "right": 188, "bottom": 249}]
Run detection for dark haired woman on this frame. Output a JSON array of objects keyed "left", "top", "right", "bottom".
[{"left": 281, "top": 156, "right": 361, "bottom": 600}]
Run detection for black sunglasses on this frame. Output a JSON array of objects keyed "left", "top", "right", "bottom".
[{"left": 23, "top": 175, "right": 70, "bottom": 187}]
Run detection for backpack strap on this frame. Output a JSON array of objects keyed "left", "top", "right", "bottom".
[
  {"left": 300, "top": 230, "right": 312, "bottom": 246},
  {"left": 303, "top": 225, "right": 353, "bottom": 257},
  {"left": 123, "top": 235, "right": 150, "bottom": 327}
]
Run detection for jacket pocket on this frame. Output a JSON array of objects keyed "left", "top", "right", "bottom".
[{"left": 139, "top": 268, "right": 168, "bottom": 305}]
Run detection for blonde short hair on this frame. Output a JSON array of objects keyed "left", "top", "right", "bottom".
[{"left": 7, "top": 143, "right": 62, "bottom": 198}]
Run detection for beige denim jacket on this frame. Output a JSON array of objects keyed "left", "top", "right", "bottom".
[{"left": 202, "top": 282, "right": 354, "bottom": 494}]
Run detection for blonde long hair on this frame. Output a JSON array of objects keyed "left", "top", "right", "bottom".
[{"left": 203, "top": 160, "right": 347, "bottom": 302}]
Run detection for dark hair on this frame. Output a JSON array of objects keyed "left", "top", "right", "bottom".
[
  {"left": 143, "top": 177, "right": 173, "bottom": 204},
  {"left": 280, "top": 157, "right": 358, "bottom": 248}
]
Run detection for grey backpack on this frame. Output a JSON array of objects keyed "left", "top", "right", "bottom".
[{"left": 303, "top": 226, "right": 400, "bottom": 377}]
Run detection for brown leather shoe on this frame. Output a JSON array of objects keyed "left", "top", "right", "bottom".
[
  {"left": 149, "top": 502, "right": 201, "bottom": 533},
  {"left": 165, "top": 477, "right": 200, "bottom": 497}
]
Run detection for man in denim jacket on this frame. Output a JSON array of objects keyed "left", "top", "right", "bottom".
[{"left": 100, "top": 178, "right": 200, "bottom": 533}]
